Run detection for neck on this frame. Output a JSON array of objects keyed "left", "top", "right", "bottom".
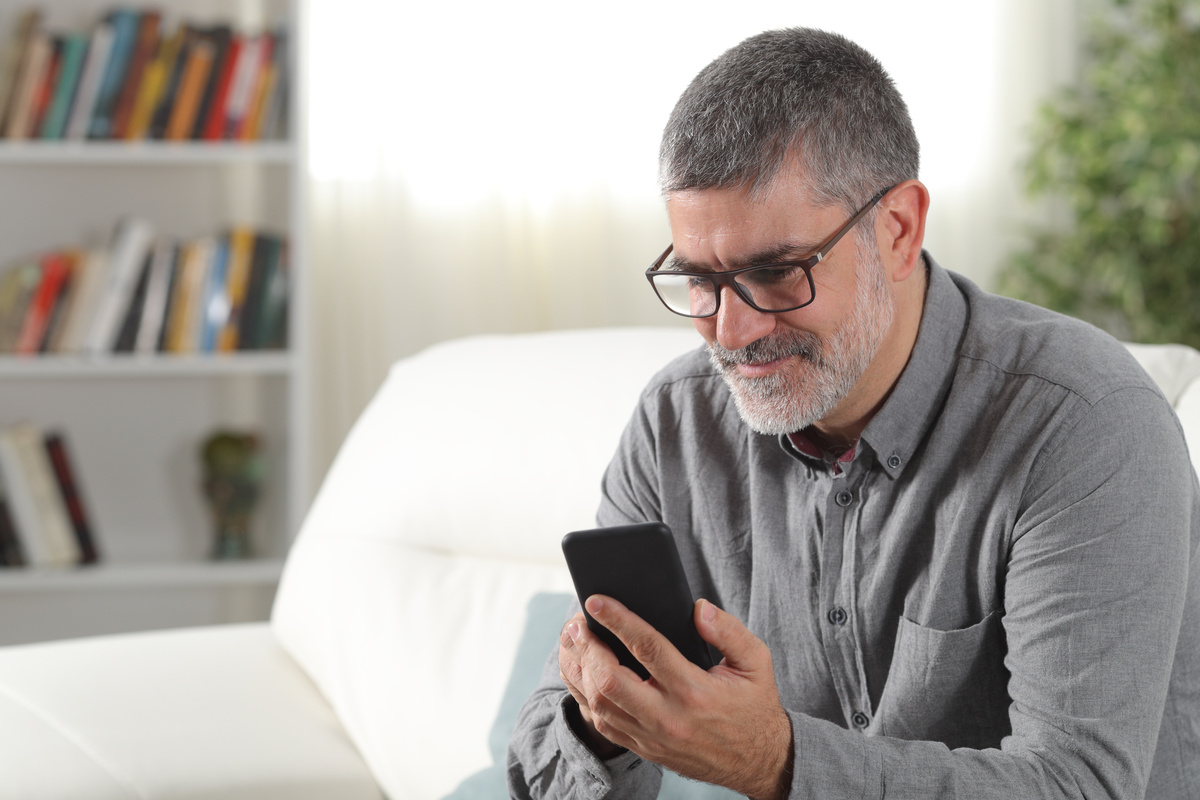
[{"left": 813, "top": 260, "right": 928, "bottom": 443}]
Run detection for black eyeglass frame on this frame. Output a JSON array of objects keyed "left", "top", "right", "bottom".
[{"left": 645, "top": 184, "right": 896, "bottom": 318}]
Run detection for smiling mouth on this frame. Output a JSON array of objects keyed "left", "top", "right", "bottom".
[{"left": 735, "top": 356, "right": 791, "bottom": 378}]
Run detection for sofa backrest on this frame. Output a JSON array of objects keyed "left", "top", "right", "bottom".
[{"left": 271, "top": 327, "right": 700, "bottom": 799}]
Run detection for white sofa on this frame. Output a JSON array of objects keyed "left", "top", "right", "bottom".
[{"left": 0, "top": 328, "right": 1198, "bottom": 800}]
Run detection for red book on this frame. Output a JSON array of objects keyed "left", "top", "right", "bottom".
[
  {"left": 15, "top": 251, "right": 71, "bottom": 355},
  {"left": 44, "top": 432, "right": 99, "bottom": 565},
  {"left": 200, "top": 35, "right": 241, "bottom": 140}
]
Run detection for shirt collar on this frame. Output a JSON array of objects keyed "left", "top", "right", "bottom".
[{"left": 777, "top": 252, "right": 966, "bottom": 479}]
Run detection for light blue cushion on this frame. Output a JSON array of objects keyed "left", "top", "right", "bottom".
[{"left": 441, "top": 591, "right": 740, "bottom": 800}]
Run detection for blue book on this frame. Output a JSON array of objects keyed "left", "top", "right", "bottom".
[
  {"left": 199, "top": 236, "right": 230, "bottom": 353},
  {"left": 87, "top": 9, "right": 138, "bottom": 139},
  {"left": 39, "top": 33, "right": 88, "bottom": 139}
]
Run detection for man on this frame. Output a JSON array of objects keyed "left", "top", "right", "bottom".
[{"left": 508, "top": 27, "right": 1200, "bottom": 800}]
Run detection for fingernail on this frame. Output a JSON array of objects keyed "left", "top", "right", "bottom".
[
  {"left": 586, "top": 596, "right": 604, "bottom": 615},
  {"left": 701, "top": 599, "right": 716, "bottom": 623},
  {"left": 567, "top": 622, "right": 581, "bottom": 642}
]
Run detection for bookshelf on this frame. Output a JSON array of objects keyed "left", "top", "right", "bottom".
[{"left": 0, "top": 0, "right": 308, "bottom": 646}]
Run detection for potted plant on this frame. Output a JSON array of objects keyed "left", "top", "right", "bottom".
[{"left": 997, "top": 0, "right": 1200, "bottom": 347}]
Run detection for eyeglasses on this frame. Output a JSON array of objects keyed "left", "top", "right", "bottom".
[{"left": 645, "top": 185, "right": 895, "bottom": 318}]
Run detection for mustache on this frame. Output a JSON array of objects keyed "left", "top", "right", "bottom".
[{"left": 707, "top": 331, "right": 824, "bottom": 370}]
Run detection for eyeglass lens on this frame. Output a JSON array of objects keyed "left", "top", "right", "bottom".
[{"left": 650, "top": 264, "right": 815, "bottom": 317}]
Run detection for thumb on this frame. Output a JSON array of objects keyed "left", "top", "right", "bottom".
[{"left": 694, "top": 599, "right": 769, "bottom": 673}]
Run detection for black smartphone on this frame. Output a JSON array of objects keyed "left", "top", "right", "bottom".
[{"left": 561, "top": 521, "right": 714, "bottom": 680}]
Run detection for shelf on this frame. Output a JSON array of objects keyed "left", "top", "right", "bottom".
[
  {"left": 0, "top": 351, "right": 295, "bottom": 378},
  {"left": 0, "top": 559, "right": 285, "bottom": 592},
  {"left": 0, "top": 141, "right": 295, "bottom": 165}
]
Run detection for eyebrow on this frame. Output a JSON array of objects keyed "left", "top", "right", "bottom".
[{"left": 666, "top": 240, "right": 824, "bottom": 273}]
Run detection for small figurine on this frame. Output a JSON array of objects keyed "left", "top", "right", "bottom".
[{"left": 200, "top": 431, "right": 264, "bottom": 560}]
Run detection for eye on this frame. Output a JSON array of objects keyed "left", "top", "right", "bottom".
[{"left": 743, "top": 264, "right": 805, "bottom": 286}]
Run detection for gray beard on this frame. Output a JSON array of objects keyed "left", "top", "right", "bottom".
[{"left": 707, "top": 246, "right": 895, "bottom": 435}]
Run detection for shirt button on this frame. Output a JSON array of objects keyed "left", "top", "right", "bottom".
[
  {"left": 835, "top": 490, "right": 853, "bottom": 507},
  {"left": 827, "top": 606, "right": 848, "bottom": 626},
  {"left": 852, "top": 711, "right": 870, "bottom": 729},
  {"left": 887, "top": 454, "right": 902, "bottom": 468}
]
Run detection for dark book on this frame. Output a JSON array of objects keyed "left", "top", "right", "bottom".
[
  {"left": 0, "top": 492, "right": 26, "bottom": 567},
  {"left": 38, "top": 31, "right": 87, "bottom": 139},
  {"left": 108, "top": 10, "right": 161, "bottom": 140},
  {"left": 148, "top": 24, "right": 196, "bottom": 140},
  {"left": 112, "top": 250, "right": 153, "bottom": 352},
  {"left": 88, "top": 8, "right": 140, "bottom": 138},
  {"left": 237, "top": 232, "right": 278, "bottom": 350},
  {"left": 189, "top": 25, "right": 231, "bottom": 140},
  {"left": 44, "top": 432, "right": 99, "bottom": 565},
  {"left": 257, "top": 240, "right": 289, "bottom": 349}
]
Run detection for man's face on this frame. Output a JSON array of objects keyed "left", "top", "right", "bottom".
[{"left": 665, "top": 175, "right": 896, "bottom": 436}]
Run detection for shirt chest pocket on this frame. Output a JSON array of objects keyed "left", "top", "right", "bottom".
[{"left": 873, "top": 609, "right": 1011, "bottom": 750}]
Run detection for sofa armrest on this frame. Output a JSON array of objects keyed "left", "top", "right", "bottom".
[{"left": 0, "top": 622, "right": 382, "bottom": 800}]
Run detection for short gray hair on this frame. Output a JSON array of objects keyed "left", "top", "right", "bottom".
[{"left": 659, "top": 28, "right": 919, "bottom": 213}]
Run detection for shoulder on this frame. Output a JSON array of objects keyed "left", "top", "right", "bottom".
[{"left": 950, "top": 272, "right": 1161, "bottom": 406}]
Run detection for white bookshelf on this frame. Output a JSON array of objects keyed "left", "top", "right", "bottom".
[{"left": 0, "top": 0, "right": 308, "bottom": 646}]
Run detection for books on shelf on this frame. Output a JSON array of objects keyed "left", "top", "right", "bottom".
[
  {"left": 0, "top": 7, "right": 288, "bottom": 143},
  {"left": 0, "top": 423, "right": 98, "bottom": 567},
  {"left": 0, "top": 218, "right": 288, "bottom": 358}
]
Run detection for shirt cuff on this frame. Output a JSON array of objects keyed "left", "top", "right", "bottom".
[{"left": 553, "top": 694, "right": 662, "bottom": 799}]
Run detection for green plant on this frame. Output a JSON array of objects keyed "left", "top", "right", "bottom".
[{"left": 996, "top": 0, "right": 1200, "bottom": 346}]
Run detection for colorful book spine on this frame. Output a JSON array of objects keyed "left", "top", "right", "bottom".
[{"left": 38, "top": 33, "right": 87, "bottom": 139}]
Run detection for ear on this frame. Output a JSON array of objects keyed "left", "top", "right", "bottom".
[{"left": 875, "top": 180, "right": 929, "bottom": 283}]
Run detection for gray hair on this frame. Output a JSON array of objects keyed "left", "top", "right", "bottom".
[{"left": 659, "top": 28, "right": 920, "bottom": 213}]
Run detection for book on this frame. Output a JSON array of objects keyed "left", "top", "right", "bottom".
[
  {"left": 164, "top": 33, "right": 215, "bottom": 140},
  {"left": 237, "top": 32, "right": 275, "bottom": 140},
  {"left": 124, "top": 25, "right": 182, "bottom": 140},
  {"left": 218, "top": 226, "right": 256, "bottom": 351},
  {"left": 82, "top": 216, "right": 155, "bottom": 354},
  {"left": 0, "top": 261, "right": 42, "bottom": 352},
  {"left": 38, "top": 32, "right": 86, "bottom": 139},
  {"left": 44, "top": 432, "right": 99, "bottom": 564},
  {"left": 134, "top": 237, "right": 178, "bottom": 353},
  {"left": 88, "top": 8, "right": 140, "bottom": 139},
  {"left": 0, "top": 9, "right": 42, "bottom": 134},
  {"left": 198, "top": 235, "right": 230, "bottom": 352},
  {"left": 14, "top": 251, "right": 71, "bottom": 355},
  {"left": 189, "top": 25, "right": 231, "bottom": 139},
  {"left": 237, "top": 233, "right": 276, "bottom": 350},
  {"left": 199, "top": 34, "right": 241, "bottom": 140},
  {"left": 112, "top": 251, "right": 152, "bottom": 352},
  {"left": 221, "top": 33, "right": 264, "bottom": 139},
  {"left": 253, "top": 239, "right": 288, "bottom": 349},
  {"left": 259, "top": 26, "right": 289, "bottom": 140},
  {"left": 108, "top": 10, "right": 161, "bottom": 140},
  {"left": 0, "top": 482, "right": 26, "bottom": 567},
  {"left": 163, "top": 236, "right": 215, "bottom": 353},
  {"left": 4, "top": 29, "right": 51, "bottom": 139},
  {"left": 38, "top": 250, "right": 80, "bottom": 352},
  {"left": 51, "top": 247, "right": 108, "bottom": 354},
  {"left": 26, "top": 34, "right": 62, "bottom": 137},
  {"left": 148, "top": 25, "right": 197, "bottom": 140},
  {"left": 0, "top": 423, "right": 81, "bottom": 567},
  {"left": 64, "top": 21, "right": 115, "bottom": 140}
]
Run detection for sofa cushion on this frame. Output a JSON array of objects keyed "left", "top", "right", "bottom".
[
  {"left": 0, "top": 624, "right": 380, "bottom": 800},
  {"left": 272, "top": 327, "right": 701, "bottom": 799}
]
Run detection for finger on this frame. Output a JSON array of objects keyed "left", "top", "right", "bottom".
[
  {"left": 585, "top": 594, "right": 695, "bottom": 686},
  {"left": 692, "top": 599, "right": 770, "bottom": 674}
]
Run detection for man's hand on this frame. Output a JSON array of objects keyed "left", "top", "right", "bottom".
[{"left": 558, "top": 596, "right": 793, "bottom": 800}]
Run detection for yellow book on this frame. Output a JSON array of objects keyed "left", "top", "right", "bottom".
[
  {"left": 163, "top": 238, "right": 211, "bottom": 353},
  {"left": 217, "top": 227, "right": 255, "bottom": 352},
  {"left": 125, "top": 29, "right": 182, "bottom": 140},
  {"left": 164, "top": 39, "right": 213, "bottom": 140}
]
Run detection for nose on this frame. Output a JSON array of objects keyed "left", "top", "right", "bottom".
[{"left": 714, "top": 285, "right": 776, "bottom": 352}]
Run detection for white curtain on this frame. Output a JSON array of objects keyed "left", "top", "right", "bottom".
[{"left": 303, "top": 0, "right": 1080, "bottom": 486}]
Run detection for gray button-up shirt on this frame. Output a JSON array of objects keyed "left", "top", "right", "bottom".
[{"left": 509, "top": 257, "right": 1200, "bottom": 800}]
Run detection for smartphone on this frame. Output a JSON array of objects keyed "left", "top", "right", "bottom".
[{"left": 561, "top": 521, "right": 714, "bottom": 680}]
